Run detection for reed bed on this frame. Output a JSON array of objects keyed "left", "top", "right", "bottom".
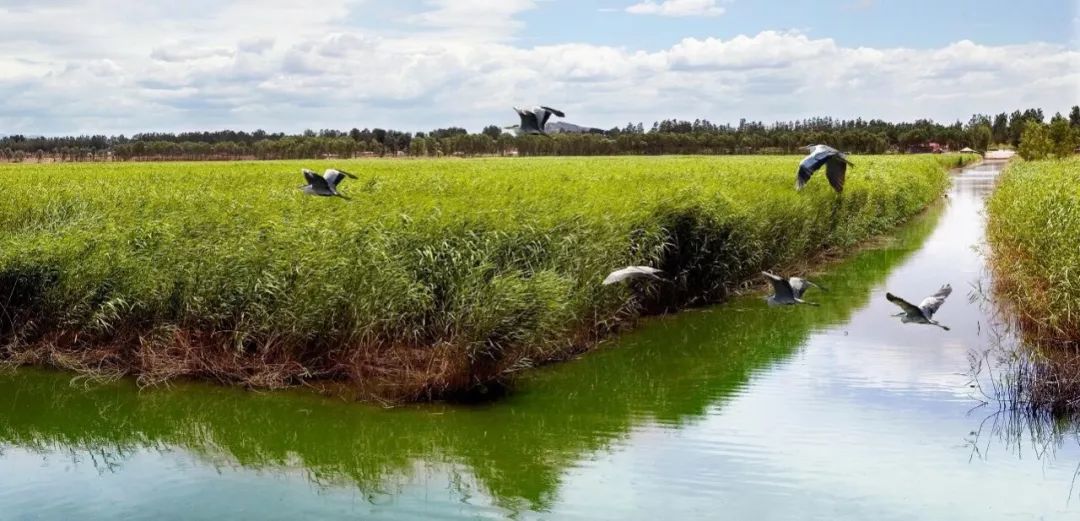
[
  {"left": 987, "top": 158, "right": 1080, "bottom": 348},
  {"left": 985, "top": 158, "right": 1080, "bottom": 413},
  {"left": 0, "top": 155, "right": 972, "bottom": 400}
]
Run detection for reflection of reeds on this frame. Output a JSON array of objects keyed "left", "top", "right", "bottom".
[
  {"left": 967, "top": 312, "right": 1080, "bottom": 503},
  {"left": 968, "top": 271, "right": 1080, "bottom": 486}
]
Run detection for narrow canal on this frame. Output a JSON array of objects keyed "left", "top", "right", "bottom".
[{"left": 2, "top": 160, "right": 1076, "bottom": 520}]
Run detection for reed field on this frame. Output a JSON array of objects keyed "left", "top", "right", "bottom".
[
  {"left": 987, "top": 158, "right": 1080, "bottom": 348},
  {"left": 0, "top": 154, "right": 974, "bottom": 400}
]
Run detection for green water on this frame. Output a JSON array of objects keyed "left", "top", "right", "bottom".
[{"left": 2, "top": 162, "right": 1077, "bottom": 520}]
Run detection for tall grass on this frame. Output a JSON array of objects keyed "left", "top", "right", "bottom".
[
  {"left": 987, "top": 158, "right": 1080, "bottom": 348},
  {"left": 0, "top": 155, "right": 973, "bottom": 399}
]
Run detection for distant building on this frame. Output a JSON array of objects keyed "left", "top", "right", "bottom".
[{"left": 907, "top": 142, "right": 945, "bottom": 154}]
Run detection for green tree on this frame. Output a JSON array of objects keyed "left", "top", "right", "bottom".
[
  {"left": 991, "top": 113, "right": 1009, "bottom": 144},
  {"left": 1048, "top": 114, "right": 1075, "bottom": 158},
  {"left": 968, "top": 124, "right": 992, "bottom": 152},
  {"left": 1018, "top": 121, "right": 1052, "bottom": 160},
  {"left": 1070, "top": 106, "right": 1080, "bottom": 128}
]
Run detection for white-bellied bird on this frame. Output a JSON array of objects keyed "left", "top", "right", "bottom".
[
  {"left": 886, "top": 284, "right": 953, "bottom": 330},
  {"left": 603, "top": 266, "right": 665, "bottom": 285},
  {"left": 762, "top": 271, "right": 824, "bottom": 306},
  {"left": 505, "top": 106, "right": 566, "bottom": 136},
  {"left": 300, "top": 168, "right": 357, "bottom": 198},
  {"left": 796, "top": 144, "right": 853, "bottom": 193}
]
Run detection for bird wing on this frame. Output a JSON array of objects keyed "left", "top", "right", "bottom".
[
  {"left": 539, "top": 106, "right": 565, "bottom": 118},
  {"left": 886, "top": 292, "right": 923, "bottom": 317},
  {"left": 796, "top": 149, "right": 833, "bottom": 190},
  {"left": 762, "top": 272, "right": 795, "bottom": 300},
  {"left": 537, "top": 106, "right": 565, "bottom": 128},
  {"left": 303, "top": 169, "right": 332, "bottom": 192},
  {"left": 824, "top": 156, "right": 848, "bottom": 193},
  {"left": 629, "top": 266, "right": 663, "bottom": 279},
  {"left": 602, "top": 269, "right": 629, "bottom": 285},
  {"left": 538, "top": 109, "right": 554, "bottom": 129},
  {"left": 603, "top": 266, "right": 663, "bottom": 285},
  {"left": 520, "top": 111, "right": 541, "bottom": 133},
  {"left": 918, "top": 284, "right": 952, "bottom": 318},
  {"left": 324, "top": 169, "right": 351, "bottom": 188},
  {"left": 302, "top": 168, "right": 321, "bottom": 185},
  {"left": 790, "top": 278, "right": 816, "bottom": 299},
  {"left": 514, "top": 107, "right": 538, "bottom": 132}
]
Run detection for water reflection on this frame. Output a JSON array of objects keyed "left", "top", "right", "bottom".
[{"left": 967, "top": 284, "right": 1080, "bottom": 493}]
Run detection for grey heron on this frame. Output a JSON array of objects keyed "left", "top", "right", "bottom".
[
  {"left": 505, "top": 106, "right": 566, "bottom": 136},
  {"left": 300, "top": 168, "right": 357, "bottom": 198},
  {"left": 602, "top": 266, "right": 665, "bottom": 285},
  {"left": 796, "top": 144, "right": 853, "bottom": 193},
  {"left": 886, "top": 284, "right": 952, "bottom": 331},
  {"left": 762, "top": 271, "right": 824, "bottom": 306}
]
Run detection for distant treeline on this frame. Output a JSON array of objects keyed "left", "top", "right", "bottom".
[{"left": 2, "top": 106, "right": 1078, "bottom": 162}]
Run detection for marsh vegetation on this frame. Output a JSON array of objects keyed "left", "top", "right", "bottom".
[{"left": 0, "top": 154, "right": 974, "bottom": 400}]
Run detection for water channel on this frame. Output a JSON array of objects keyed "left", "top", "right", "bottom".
[{"left": 3, "top": 160, "right": 1077, "bottom": 520}]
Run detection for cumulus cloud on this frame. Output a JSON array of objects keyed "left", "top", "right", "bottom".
[
  {"left": 0, "top": 1, "right": 1075, "bottom": 135},
  {"left": 626, "top": 0, "right": 727, "bottom": 17}
]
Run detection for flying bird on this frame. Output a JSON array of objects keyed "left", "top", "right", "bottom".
[
  {"left": 762, "top": 271, "right": 824, "bottom": 306},
  {"left": 300, "top": 168, "right": 357, "bottom": 198},
  {"left": 796, "top": 144, "right": 854, "bottom": 193},
  {"left": 886, "top": 284, "right": 953, "bottom": 330},
  {"left": 603, "top": 266, "right": 665, "bottom": 285},
  {"left": 505, "top": 106, "right": 566, "bottom": 136}
]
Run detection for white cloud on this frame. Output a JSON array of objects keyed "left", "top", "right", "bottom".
[
  {"left": 409, "top": 0, "right": 540, "bottom": 41},
  {"left": 0, "top": 2, "right": 1075, "bottom": 136},
  {"left": 626, "top": 0, "right": 727, "bottom": 17},
  {"left": 665, "top": 31, "right": 837, "bottom": 70},
  {"left": 151, "top": 44, "right": 234, "bottom": 63}
]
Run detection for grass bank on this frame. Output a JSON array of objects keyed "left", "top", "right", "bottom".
[
  {"left": 0, "top": 154, "right": 974, "bottom": 401},
  {"left": 987, "top": 158, "right": 1080, "bottom": 346},
  {"left": 986, "top": 157, "right": 1080, "bottom": 411}
]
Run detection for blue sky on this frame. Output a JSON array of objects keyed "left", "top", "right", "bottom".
[
  {"left": 0, "top": 0, "right": 1076, "bottom": 135},
  {"left": 521, "top": 0, "right": 1075, "bottom": 49}
]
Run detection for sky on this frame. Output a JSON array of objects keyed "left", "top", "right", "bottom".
[{"left": 0, "top": 0, "right": 1077, "bottom": 135}]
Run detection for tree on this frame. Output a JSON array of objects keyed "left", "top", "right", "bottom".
[
  {"left": 1018, "top": 121, "right": 1052, "bottom": 160},
  {"left": 968, "top": 124, "right": 992, "bottom": 152},
  {"left": 1070, "top": 106, "right": 1080, "bottom": 128},
  {"left": 1048, "top": 114, "right": 1076, "bottom": 158},
  {"left": 410, "top": 137, "right": 428, "bottom": 157},
  {"left": 991, "top": 113, "right": 1009, "bottom": 144}
]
